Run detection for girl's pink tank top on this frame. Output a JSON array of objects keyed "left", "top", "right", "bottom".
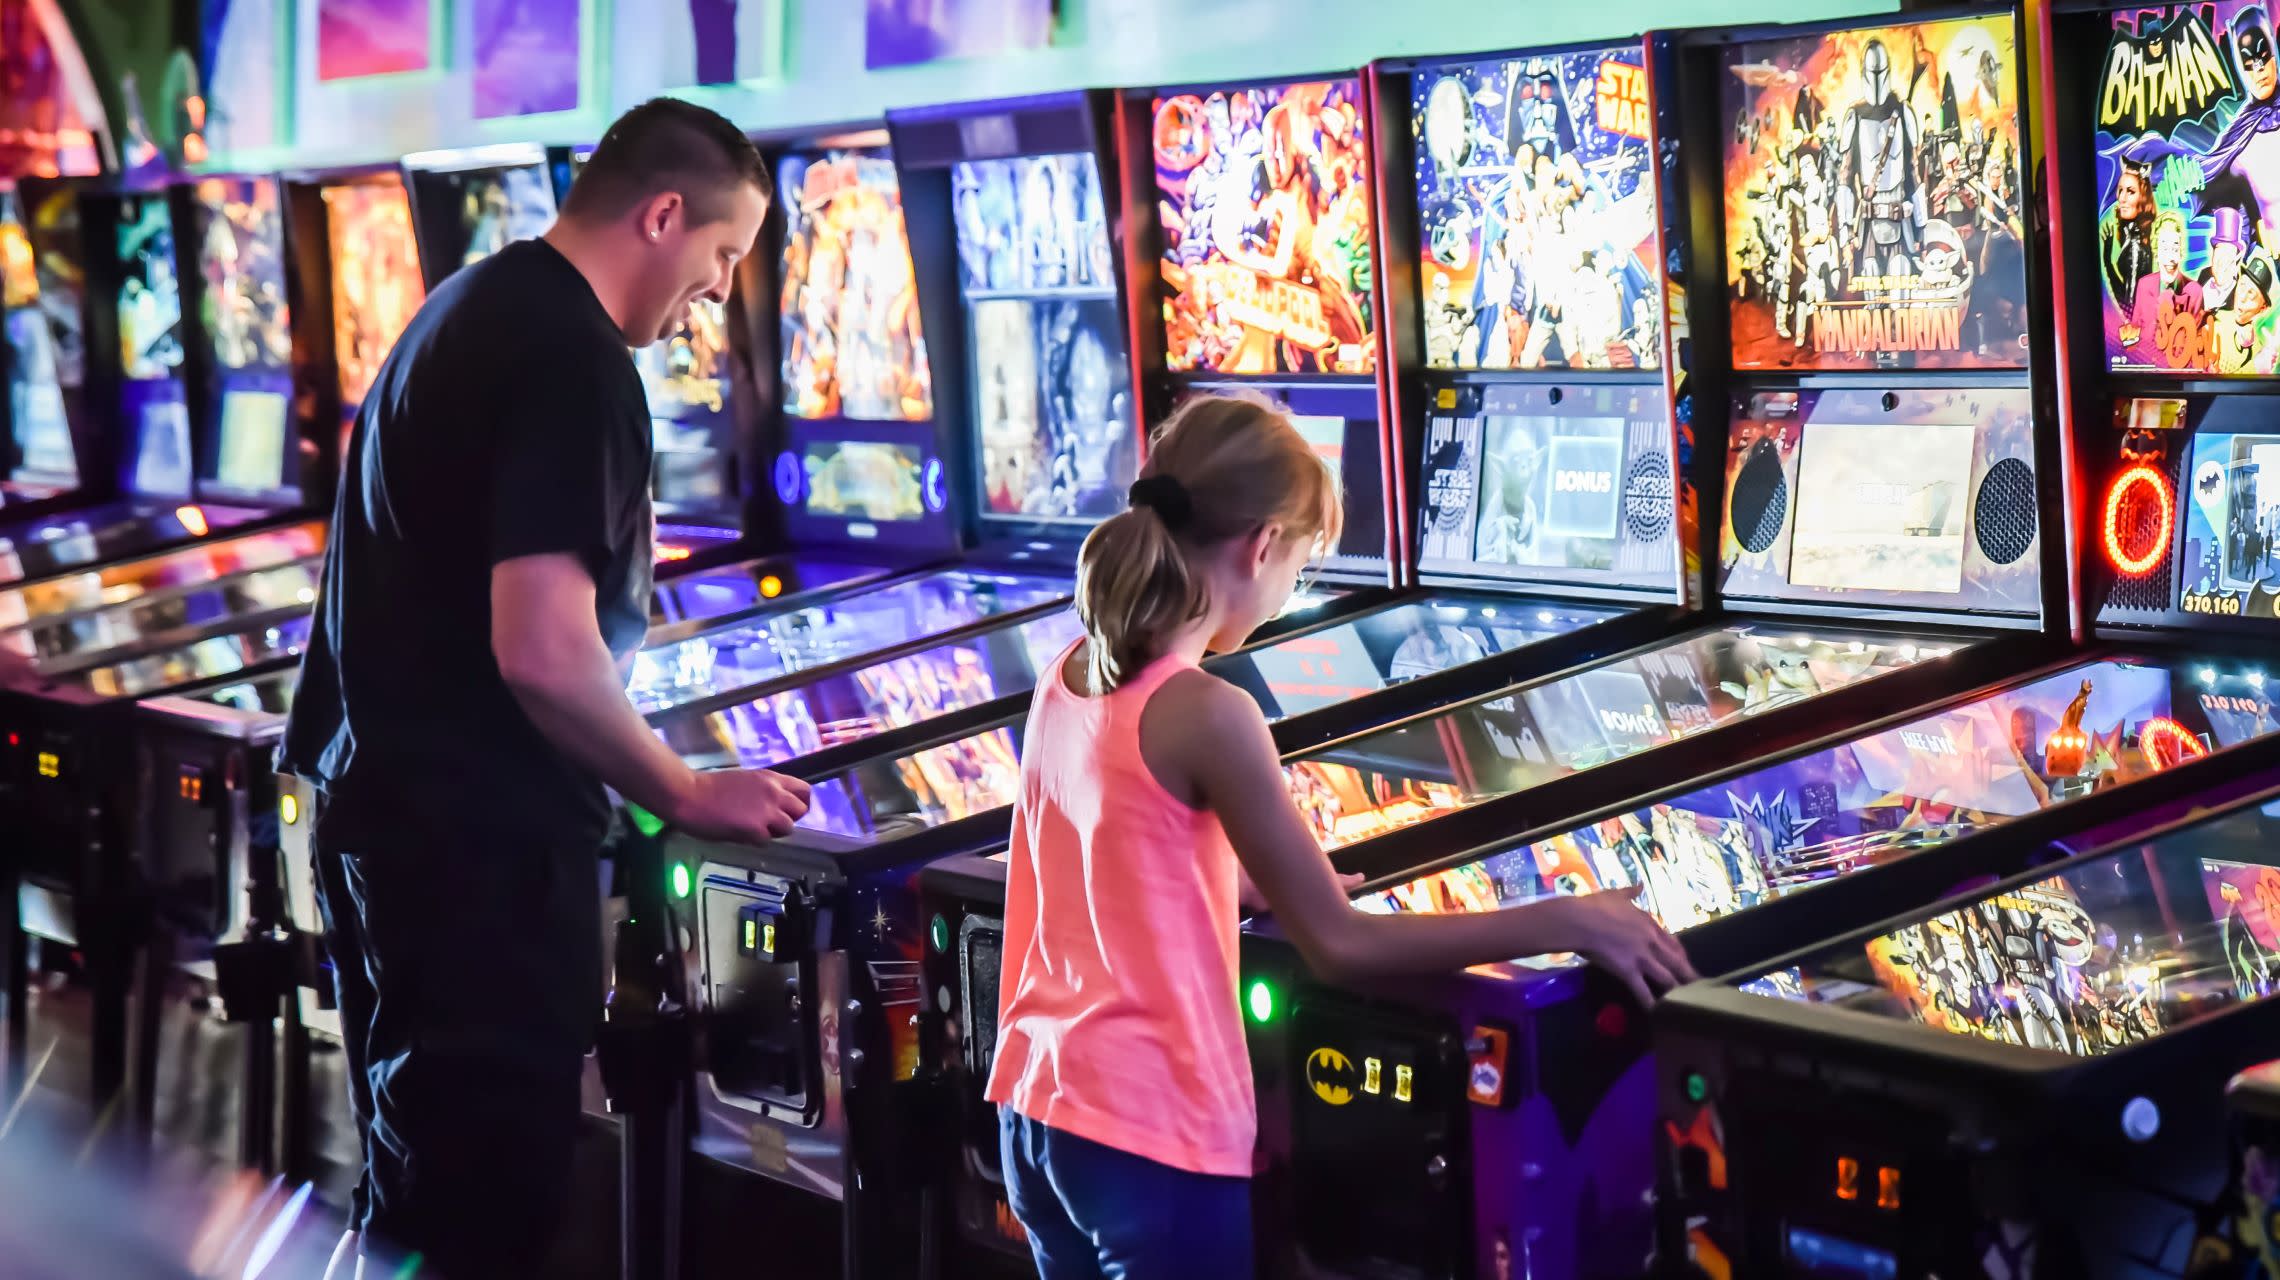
[{"left": 983, "top": 640, "right": 1254, "bottom": 1177}]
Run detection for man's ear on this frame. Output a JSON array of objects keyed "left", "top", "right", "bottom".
[{"left": 638, "top": 191, "right": 684, "bottom": 241}]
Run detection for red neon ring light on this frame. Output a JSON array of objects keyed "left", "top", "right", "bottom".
[
  {"left": 2140, "top": 717, "right": 2208, "bottom": 772},
  {"left": 2103, "top": 464, "right": 2174, "bottom": 577}
]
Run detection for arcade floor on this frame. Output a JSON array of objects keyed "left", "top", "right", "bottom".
[{"left": 3, "top": 967, "right": 846, "bottom": 1279}]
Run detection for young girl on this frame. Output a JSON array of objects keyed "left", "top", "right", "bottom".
[{"left": 986, "top": 394, "right": 1695, "bottom": 1278}]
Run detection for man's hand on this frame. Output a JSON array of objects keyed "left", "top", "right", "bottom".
[{"left": 669, "top": 769, "right": 812, "bottom": 845}]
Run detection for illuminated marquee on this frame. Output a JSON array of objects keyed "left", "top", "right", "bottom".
[{"left": 1183, "top": 262, "right": 1335, "bottom": 353}]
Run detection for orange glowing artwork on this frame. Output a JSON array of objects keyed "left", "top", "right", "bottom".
[
  {"left": 1722, "top": 15, "right": 2028, "bottom": 370},
  {"left": 1155, "top": 78, "right": 1377, "bottom": 376},
  {"left": 322, "top": 176, "right": 426, "bottom": 412}
]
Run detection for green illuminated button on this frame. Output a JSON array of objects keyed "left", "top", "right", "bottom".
[
  {"left": 930, "top": 913, "right": 950, "bottom": 953},
  {"left": 1246, "top": 979, "right": 1276, "bottom": 1025},
  {"left": 670, "top": 863, "right": 693, "bottom": 900},
  {"left": 1683, "top": 1071, "right": 1709, "bottom": 1105}
]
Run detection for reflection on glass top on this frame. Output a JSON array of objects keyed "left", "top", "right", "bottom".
[
  {"left": 796, "top": 723, "right": 1027, "bottom": 842},
  {"left": 0, "top": 521, "right": 324, "bottom": 633},
  {"left": 5, "top": 560, "right": 320, "bottom": 664},
  {"left": 628, "top": 569, "right": 1068, "bottom": 713},
  {"left": 649, "top": 557, "right": 884, "bottom": 628},
  {"left": 1274, "top": 587, "right": 1346, "bottom": 620},
  {"left": 1359, "top": 658, "right": 2280, "bottom": 958},
  {"left": 1292, "top": 624, "right": 1958, "bottom": 851},
  {"left": 71, "top": 613, "right": 312, "bottom": 700},
  {"left": 1213, "top": 597, "right": 1622, "bottom": 720},
  {"left": 1741, "top": 798, "right": 2280, "bottom": 1057},
  {"left": 656, "top": 608, "right": 1085, "bottom": 771},
  {"left": 190, "top": 668, "right": 299, "bottom": 715},
  {"left": 0, "top": 503, "right": 268, "bottom": 588}
]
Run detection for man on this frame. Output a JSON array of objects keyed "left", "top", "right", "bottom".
[{"left": 279, "top": 99, "right": 810, "bottom": 1277}]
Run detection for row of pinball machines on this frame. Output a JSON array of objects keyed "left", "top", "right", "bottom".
[
  {"left": 0, "top": 127, "right": 913, "bottom": 1173},
  {"left": 563, "top": 10, "right": 2280, "bottom": 1280},
  {"left": 584, "top": 14, "right": 2107, "bottom": 1280},
  {"left": 19, "top": 5, "right": 2280, "bottom": 1280}
]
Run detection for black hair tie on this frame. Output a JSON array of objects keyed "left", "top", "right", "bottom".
[{"left": 1128, "top": 475, "right": 1193, "bottom": 531}]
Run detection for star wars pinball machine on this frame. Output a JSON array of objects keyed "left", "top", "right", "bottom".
[
  {"left": 0, "top": 172, "right": 339, "bottom": 1126},
  {"left": 1650, "top": 3, "right": 2280, "bottom": 1274}
]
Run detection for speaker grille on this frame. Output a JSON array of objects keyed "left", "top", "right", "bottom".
[
  {"left": 1623, "top": 460, "right": 1674, "bottom": 544},
  {"left": 1729, "top": 440, "right": 1789, "bottom": 556},
  {"left": 1973, "top": 457, "right": 2037, "bottom": 566}
]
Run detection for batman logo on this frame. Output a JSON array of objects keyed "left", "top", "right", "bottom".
[{"left": 1306, "top": 1046, "right": 1358, "bottom": 1107}]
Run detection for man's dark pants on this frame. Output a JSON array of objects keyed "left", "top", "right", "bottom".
[{"left": 311, "top": 804, "right": 604, "bottom": 1276}]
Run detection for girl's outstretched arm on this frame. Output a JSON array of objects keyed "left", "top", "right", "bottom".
[{"left": 1144, "top": 669, "right": 1698, "bottom": 1006}]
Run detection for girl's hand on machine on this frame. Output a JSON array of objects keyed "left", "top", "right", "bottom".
[{"left": 1533, "top": 886, "right": 1699, "bottom": 1008}]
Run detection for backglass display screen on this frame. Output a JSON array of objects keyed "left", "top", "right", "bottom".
[
  {"left": 2, "top": 187, "right": 83, "bottom": 490},
  {"left": 956, "top": 152, "right": 1134, "bottom": 525},
  {"left": 408, "top": 162, "right": 557, "bottom": 283},
  {"left": 117, "top": 194, "right": 184, "bottom": 383},
  {"left": 2092, "top": 4, "right": 2280, "bottom": 374},
  {"left": 193, "top": 178, "right": 293, "bottom": 375},
  {"left": 1721, "top": 387, "right": 2040, "bottom": 614},
  {"left": 1415, "top": 381, "right": 1676, "bottom": 590},
  {"left": 322, "top": 176, "right": 426, "bottom": 416}
]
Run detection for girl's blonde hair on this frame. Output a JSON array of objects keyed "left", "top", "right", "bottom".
[{"left": 1076, "top": 392, "right": 1345, "bottom": 692}]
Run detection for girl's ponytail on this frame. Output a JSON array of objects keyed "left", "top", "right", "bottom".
[{"left": 1074, "top": 392, "right": 1343, "bottom": 692}]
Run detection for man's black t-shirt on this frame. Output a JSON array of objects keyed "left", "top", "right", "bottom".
[{"left": 281, "top": 239, "right": 652, "bottom": 846}]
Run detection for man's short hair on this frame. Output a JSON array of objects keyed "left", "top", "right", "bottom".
[{"left": 563, "top": 98, "right": 773, "bottom": 227}]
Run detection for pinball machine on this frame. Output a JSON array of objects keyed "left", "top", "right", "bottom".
[
  {"left": 0, "top": 171, "right": 341, "bottom": 1127},
  {"left": 1657, "top": 782, "right": 2280, "bottom": 1279},
  {"left": 613, "top": 121, "right": 1056, "bottom": 716},
  {"left": 87, "top": 161, "right": 436, "bottom": 1182},
  {"left": 595, "top": 92, "right": 1157, "bottom": 1280},
  {"left": 1650, "top": 1, "right": 2280, "bottom": 1273}
]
